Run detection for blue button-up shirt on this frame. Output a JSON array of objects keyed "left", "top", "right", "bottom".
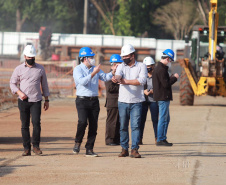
[{"left": 73, "top": 63, "right": 113, "bottom": 97}]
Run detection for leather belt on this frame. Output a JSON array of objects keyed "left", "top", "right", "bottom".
[{"left": 77, "top": 96, "right": 98, "bottom": 100}]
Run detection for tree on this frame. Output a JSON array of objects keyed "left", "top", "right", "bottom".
[
  {"left": 154, "top": 0, "right": 201, "bottom": 40},
  {"left": 0, "top": 0, "right": 83, "bottom": 33},
  {"left": 90, "top": 0, "right": 118, "bottom": 35},
  {"left": 197, "top": 0, "right": 210, "bottom": 26}
]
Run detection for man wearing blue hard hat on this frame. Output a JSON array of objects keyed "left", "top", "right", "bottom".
[
  {"left": 73, "top": 47, "right": 117, "bottom": 157},
  {"left": 104, "top": 54, "right": 123, "bottom": 146},
  {"left": 152, "top": 49, "right": 179, "bottom": 146}
]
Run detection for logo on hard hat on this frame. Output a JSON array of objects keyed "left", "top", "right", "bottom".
[
  {"left": 168, "top": 52, "right": 173, "bottom": 57},
  {"left": 112, "top": 58, "right": 117, "bottom": 61},
  {"left": 81, "top": 51, "right": 86, "bottom": 55}
]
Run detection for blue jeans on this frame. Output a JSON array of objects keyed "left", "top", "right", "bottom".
[
  {"left": 140, "top": 101, "right": 159, "bottom": 140},
  {"left": 157, "top": 101, "right": 170, "bottom": 142},
  {"left": 118, "top": 102, "right": 142, "bottom": 150}
]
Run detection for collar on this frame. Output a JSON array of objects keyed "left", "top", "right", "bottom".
[
  {"left": 81, "top": 62, "right": 93, "bottom": 70},
  {"left": 159, "top": 61, "right": 168, "bottom": 69}
]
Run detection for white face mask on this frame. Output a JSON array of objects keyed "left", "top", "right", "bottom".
[
  {"left": 167, "top": 62, "right": 171, "bottom": 68},
  {"left": 89, "top": 58, "right": 95, "bottom": 66}
]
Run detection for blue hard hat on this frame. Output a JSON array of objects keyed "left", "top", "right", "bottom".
[
  {"left": 79, "top": 47, "right": 95, "bottom": 57},
  {"left": 110, "top": 54, "right": 123, "bottom": 63},
  {"left": 162, "top": 49, "right": 174, "bottom": 61}
]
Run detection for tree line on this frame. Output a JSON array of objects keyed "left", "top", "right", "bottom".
[{"left": 0, "top": 0, "right": 226, "bottom": 40}]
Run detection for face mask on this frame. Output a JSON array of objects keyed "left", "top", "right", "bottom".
[
  {"left": 26, "top": 58, "right": 35, "bottom": 66},
  {"left": 167, "top": 62, "right": 171, "bottom": 68},
  {"left": 123, "top": 58, "right": 131, "bottom": 65},
  {"left": 88, "top": 58, "right": 95, "bottom": 66},
  {"left": 147, "top": 67, "right": 153, "bottom": 73}
]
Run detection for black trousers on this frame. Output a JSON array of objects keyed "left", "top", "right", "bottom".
[
  {"left": 18, "top": 99, "right": 42, "bottom": 150},
  {"left": 105, "top": 108, "right": 120, "bottom": 144},
  {"left": 75, "top": 98, "right": 100, "bottom": 150}
]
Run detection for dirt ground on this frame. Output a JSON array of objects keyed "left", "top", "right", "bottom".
[{"left": 1, "top": 93, "right": 226, "bottom": 185}]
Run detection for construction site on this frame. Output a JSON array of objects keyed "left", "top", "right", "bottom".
[{"left": 1, "top": 0, "right": 226, "bottom": 184}]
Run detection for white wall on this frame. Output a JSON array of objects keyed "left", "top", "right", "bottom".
[{"left": 0, "top": 31, "right": 188, "bottom": 61}]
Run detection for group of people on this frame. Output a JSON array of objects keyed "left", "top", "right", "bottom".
[{"left": 10, "top": 44, "right": 179, "bottom": 158}]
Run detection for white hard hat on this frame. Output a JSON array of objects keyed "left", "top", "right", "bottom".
[
  {"left": 143, "top": 57, "right": 155, "bottom": 65},
  {"left": 121, "top": 44, "right": 135, "bottom": 57},
  {"left": 23, "top": 45, "right": 36, "bottom": 57}
]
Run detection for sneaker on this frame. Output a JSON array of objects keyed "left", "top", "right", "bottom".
[
  {"left": 85, "top": 149, "right": 98, "bottom": 157},
  {"left": 156, "top": 140, "right": 173, "bottom": 146},
  {"left": 22, "top": 149, "right": 31, "bottom": 156},
  {"left": 33, "top": 147, "right": 42, "bottom": 155},
  {"left": 73, "top": 143, "right": 81, "bottom": 154},
  {"left": 118, "top": 148, "right": 129, "bottom": 157},
  {"left": 155, "top": 138, "right": 157, "bottom": 145},
  {"left": 130, "top": 149, "right": 141, "bottom": 158}
]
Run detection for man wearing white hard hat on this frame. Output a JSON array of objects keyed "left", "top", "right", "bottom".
[
  {"left": 10, "top": 45, "right": 50, "bottom": 156},
  {"left": 114, "top": 44, "right": 147, "bottom": 158},
  {"left": 140, "top": 57, "right": 159, "bottom": 145}
]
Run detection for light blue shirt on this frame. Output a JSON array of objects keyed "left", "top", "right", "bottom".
[{"left": 73, "top": 63, "right": 113, "bottom": 97}]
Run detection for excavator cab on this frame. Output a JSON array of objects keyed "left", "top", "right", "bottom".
[{"left": 189, "top": 26, "right": 226, "bottom": 81}]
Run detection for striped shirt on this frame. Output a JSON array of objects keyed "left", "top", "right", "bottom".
[
  {"left": 115, "top": 61, "right": 147, "bottom": 103},
  {"left": 10, "top": 62, "right": 50, "bottom": 102}
]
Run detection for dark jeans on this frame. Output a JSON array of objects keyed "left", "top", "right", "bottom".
[
  {"left": 105, "top": 108, "right": 120, "bottom": 144},
  {"left": 75, "top": 98, "right": 100, "bottom": 150},
  {"left": 140, "top": 101, "right": 159, "bottom": 140},
  {"left": 18, "top": 99, "right": 42, "bottom": 150}
]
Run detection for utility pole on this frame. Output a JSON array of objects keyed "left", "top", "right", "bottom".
[{"left": 83, "top": 0, "right": 88, "bottom": 34}]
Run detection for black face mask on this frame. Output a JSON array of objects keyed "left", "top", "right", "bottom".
[
  {"left": 123, "top": 58, "right": 132, "bottom": 65},
  {"left": 26, "top": 58, "right": 35, "bottom": 66},
  {"left": 147, "top": 67, "right": 153, "bottom": 73}
]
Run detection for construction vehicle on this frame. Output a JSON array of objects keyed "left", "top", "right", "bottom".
[{"left": 180, "top": 0, "right": 226, "bottom": 105}]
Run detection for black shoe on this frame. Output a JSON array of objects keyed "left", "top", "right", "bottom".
[
  {"left": 156, "top": 140, "right": 173, "bottom": 146},
  {"left": 73, "top": 143, "right": 81, "bottom": 154},
  {"left": 86, "top": 149, "right": 98, "bottom": 157}
]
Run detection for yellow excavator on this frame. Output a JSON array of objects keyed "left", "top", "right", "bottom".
[{"left": 180, "top": 0, "right": 226, "bottom": 105}]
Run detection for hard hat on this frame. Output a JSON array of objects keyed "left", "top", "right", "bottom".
[
  {"left": 121, "top": 44, "right": 135, "bottom": 57},
  {"left": 79, "top": 47, "right": 95, "bottom": 57},
  {"left": 143, "top": 57, "right": 155, "bottom": 65},
  {"left": 162, "top": 49, "right": 174, "bottom": 61},
  {"left": 110, "top": 54, "right": 123, "bottom": 63},
  {"left": 23, "top": 45, "right": 36, "bottom": 57}
]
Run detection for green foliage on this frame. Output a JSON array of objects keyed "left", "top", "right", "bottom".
[
  {"left": 114, "top": 0, "right": 132, "bottom": 36},
  {"left": 100, "top": 0, "right": 132, "bottom": 36},
  {"left": 0, "top": 0, "right": 83, "bottom": 33},
  {"left": 218, "top": 0, "right": 226, "bottom": 26},
  {"left": 0, "top": 0, "right": 226, "bottom": 39}
]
